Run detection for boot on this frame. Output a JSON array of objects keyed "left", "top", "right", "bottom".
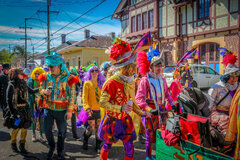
[
  {"left": 11, "top": 143, "right": 19, "bottom": 153},
  {"left": 95, "top": 139, "right": 102, "bottom": 153},
  {"left": 100, "top": 148, "right": 109, "bottom": 160},
  {"left": 47, "top": 147, "right": 55, "bottom": 160},
  {"left": 19, "top": 142, "right": 28, "bottom": 154},
  {"left": 57, "top": 151, "right": 65, "bottom": 160},
  {"left": 82, "top": 131, "right": 91, "bottom": 150}
]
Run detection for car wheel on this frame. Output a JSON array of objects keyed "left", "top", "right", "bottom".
[{"left": 192, "top": 80, "right": 198, "bottom": 88}]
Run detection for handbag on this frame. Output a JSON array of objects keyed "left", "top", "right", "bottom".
[{"left": 179, "top": 113, "right": 211, "bottom": 147}]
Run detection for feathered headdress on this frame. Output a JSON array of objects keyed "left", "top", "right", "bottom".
[
  {"left": 137, "top": 43, "right": 163, "bottom": 76},
  {"left": 218, "top": 47, "right": 239, "bottom": 76},
  {"left": 109, "top": 38, "right": 131, "bottom": 61},
  {"left": 137, "top": 51, "right": 150, "bottom": 75},
  {"left": 219, "top": 47, "right": 237, "bottom": 66}
]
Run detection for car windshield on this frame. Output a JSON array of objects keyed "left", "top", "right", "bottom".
[{"left": 163, "top": 66, "right": 176, "bottom": 73}]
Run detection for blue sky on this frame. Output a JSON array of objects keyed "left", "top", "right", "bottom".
[{"left": 0, "top": 0, "right": 121, "bottom": 53}]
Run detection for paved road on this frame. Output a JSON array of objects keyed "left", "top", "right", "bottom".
[{"left": 0, "top": 110, "right": 154, "bottom": 160}]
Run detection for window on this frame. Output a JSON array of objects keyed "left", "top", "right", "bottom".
[
  {"left": 78, "top": 57, "right": 81, "bottom": 69},
  {"left": 207, "top": 68, "right": 217, "bottom": 75},
  {"left": 193, "top": 66, "right": 206, "bottom": 74},
  {"left": 142, "top": 12, "right": 147, "bottom": 30},
  {"left": 209, "top": 44, "right": 214, "bottom": 61},
  {"left": 216, "top": 44, "right": 220, "bottom": 61},
  {"left": 137, "top": 14, "right": 141, "bottom": 31},
  {"left": 200, "top": 44, "right": 206, "bottom": 64},
  {"left": 121, "top": 15, "right": 129, "bottom": 33},
  {"left": 148, "top": 10, "right": 154, "bottom": 28},
  {"left": 198, "top": 0, "right": 210, "bottom": 19},
  {"left": 130, "top": 0, "right": 136, "bottom": 5},
  {"left": 131, "top": 16, "right": 136, "bottom": 32}
]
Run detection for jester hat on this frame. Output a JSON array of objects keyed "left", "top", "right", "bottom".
[
  {"left": 137, "top": 43, "right": 163, "bottom": 76},
  {"left": 108, "top": 38, "right": 136, "bottom": 68},
  {"left": 218, "top": 47, "right": 239, "bottom": 76}
]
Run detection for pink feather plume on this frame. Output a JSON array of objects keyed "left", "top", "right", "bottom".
[{"left": 137, "top": 51, "right": 150, "bottom": 76}]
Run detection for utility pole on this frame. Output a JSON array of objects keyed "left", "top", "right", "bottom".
[
  {"left": 8, "top": 44, "right": 11, "bottom": 54},
  {"left": 32, "top": 46, "right": 35, "bottom": 65},
  {"left": 20, "top": 18, "right": 32, "bottom": 68},
  {"left": 38, "top": 0, "right": 59, "bottom": 55}
]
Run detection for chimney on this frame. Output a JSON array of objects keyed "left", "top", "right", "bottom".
[
  {"left": 110, "top": 32, "right": 115, "bottom": 39},
  {"left": 61, "top": 34, "right": 66, "bottom": 44},
  {"left": 84, "top": 29, "right": 90, "bottom": 39}
]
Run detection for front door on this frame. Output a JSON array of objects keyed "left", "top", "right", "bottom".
[{"left": 199, "top": 43, "right": 220, "bottom": 73}]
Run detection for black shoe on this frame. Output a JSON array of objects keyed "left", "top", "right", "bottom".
[
  {"left": 57, "top": 152, "right": 65, "bottom": 160},
  {"left": 11, "top": 143, "right": 19, "bottom": 153},
  {"left": 47, "top": 148, "right": 55, "bottom": 160},
  {"left": 73, "top": 134, "right": 80, "bottom": 140},
  {"left": 82, "top": 132, "right": 90, "bottom": 150},
  {"left": 19, "top": 143, "right": 28, "bottom": 154}
]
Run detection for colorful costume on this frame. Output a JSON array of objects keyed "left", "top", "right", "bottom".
[
  {"left": 208, "top": 49, "right": 239, "bottom": 137},
  {"left": 167, "top": 71, "right": 183, "bottom": 110},
  {"left": 39, "top": 53, "right": 78, "bottom": 159},
  {"left": 81, "top": 66, "right": 105, "bottom": 152},
  {"left": 98, "top": 38, "right": 143, "bottom": 160},
  {"left": 225, "top": 88, "right": 240, "bottom": 159},
  {"left": 28, "top": 67, "right": 45, "bottom": 141},
  {"left": 136, "top": 47, "right": 174, "bottom": 160}
]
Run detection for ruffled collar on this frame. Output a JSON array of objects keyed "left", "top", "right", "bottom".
[
  {"left": 149, "top": 71, "right": 162, "bottom": 80},
  {"left": 116, "top": 72, "right": 134, "bottom": 83}
]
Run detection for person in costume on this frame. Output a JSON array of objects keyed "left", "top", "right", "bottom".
[
  {"left": 225, "top": 87, "right": 240, "bottom": 159},
  {"left": 7, "top": 68, "right": 38, "bottom": 154},
  {"left": 0, "top": 64, "right": 11, "bottom": 116},
  {"left": 82, "top": 66, "right": 105, "bottom": 152},
  {"left": 166, "top": 69, "right": 183, "bottom": 110},
  {"left": 98, "top": 38, "right": 144, "bottom": 160},
  {"left": 208, "top": 49, "right": 239, "bottom": 138},
  {"left": 180, "top": 63, "right": 193, "bottom": 88},
  {"left": 135, "top": 47, "right": 174, "bottom": 160},
  {"left": 28, "top": 67, "right": 46, "bottom": 142},
  {"left": 38, "top": 53, "right": 79, "bottom": 160},
  {"left": 100, "top": 61, "right": 111, "bottom": 77},
  {"left": 69, "top": 68, "right": 81, "bottom": 140}
]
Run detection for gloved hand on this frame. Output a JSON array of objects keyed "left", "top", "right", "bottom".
[{"left": 150, "top": 109, "right": 158, "bottom": 116}]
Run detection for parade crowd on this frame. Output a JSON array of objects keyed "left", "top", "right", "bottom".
[{"left": 0, "top": 37, "right": 239, "bottom": 160}]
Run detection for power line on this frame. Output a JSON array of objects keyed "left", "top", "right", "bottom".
[
  {"left": 51, "top": 0, "right": 105, "bottom": 35},
  {"left": 61, "top": 9, "right": 100, "bottom": 36},
  {"left": 34, "top": 13, "right": 113, "bottom": 50}
]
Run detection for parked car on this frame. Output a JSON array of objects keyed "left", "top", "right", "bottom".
[{"left": 163, "top": 64, "right": 221, "bottom": 89}]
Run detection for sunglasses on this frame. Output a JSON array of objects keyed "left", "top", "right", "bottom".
[{"left": 91, "top": 69, "right": 99, "bottom": 73}]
